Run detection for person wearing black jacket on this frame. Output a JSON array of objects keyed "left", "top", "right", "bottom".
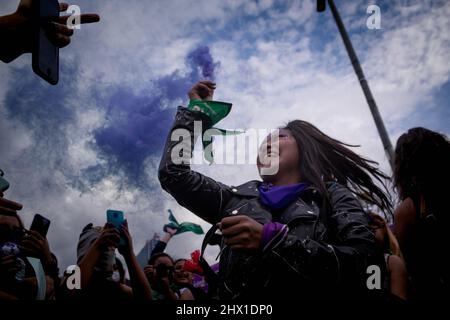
[{"left": 158, "top": 81, "right": 392, "bottom": 299}]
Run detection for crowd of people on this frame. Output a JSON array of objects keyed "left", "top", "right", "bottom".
[{"left": 1, "top": 0, "right": 449, "bottom": 301}]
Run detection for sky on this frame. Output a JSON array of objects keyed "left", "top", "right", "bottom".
[{"left": 0, "top": 0, "right": 449, "bottom": 271}]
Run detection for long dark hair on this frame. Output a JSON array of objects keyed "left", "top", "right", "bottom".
[
  {"left": 394, "top": 127, "right": 450, "bottom": 219},
  {"left": 285, "top": 120, "right": 392, "bottom": 214}
]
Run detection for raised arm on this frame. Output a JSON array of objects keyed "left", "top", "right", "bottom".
[
  {"left": 158, "top": 82, "right": 233, "bottom": 224},
  {"left": 119, "top": 221, "right": 152, "bottom": 300}
]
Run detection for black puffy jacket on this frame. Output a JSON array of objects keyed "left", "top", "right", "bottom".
[{"left": 159, "top": 107, "right": 376, "bottom": 299}]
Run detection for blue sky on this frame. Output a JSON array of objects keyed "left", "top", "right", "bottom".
[{"left": 1, "top": 0, "right": 449, "bottom": 270}]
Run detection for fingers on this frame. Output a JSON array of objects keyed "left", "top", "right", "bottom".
[
  {"left": 199, "top": 80, "right": 216, "bottom": 85},
  {"left": 219, "top": 215, "right": 246, "bottom": 229},
  {"left": 144, "top": 266, "right": 154, "bottom": 276},
  {"left": 18, "top": 244, "right": 39, "bottom": 257},
  {"left": 59, "top": 2, "right": 69, "bottom": 12},
  {"left": 0, "top": 255, "right": 16, "bottom": 266},
  {"left": 0, "top": 206, "right": 18, "bottom": 215},
  {"left": 0, "top": 197, "right": 23, "bottom": 211},
  {"left": 103, "top": 223, "right": 115, "bottom": 230},
  {"left": 224, "top": 234, "right": 249, "bottom": 248},
  {"left": 188, "top": 81, "right": 216, "bottom": 100},
  {"left": 26, "top": 230, "right": 45, "bottom": 241},
  {"left": 100, "top": 228, "right": 120, "bottom": 247},
  {"left": 53, "top": 23, "right": 74, "bottom": 36},
  {"left": 51, "top": 31, "right": 71, "bottom": 48},
  {"left": 221, "top": 223, "right": 244, "bottom": 238},
  {"left": 59, "top": 14, "right": 100, "bottom": 26},
  {"left": 0, "top": 256, "right": 19, "bottom": 273}
]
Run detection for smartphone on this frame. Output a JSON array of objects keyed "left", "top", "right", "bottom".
[
  {"left": 32, "top": 0, "right": 60, "bottom": 85},
  {"left": 106, "top": 210, "right": 125, "bottom": 246},
  {"left": 30, "top": 214, "right": 51, "bottom": 237},
  {"left": 0, "top": 169, "right": 9, "bottom": 192}
]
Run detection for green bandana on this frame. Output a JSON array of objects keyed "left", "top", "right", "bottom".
[
  {"left": 188, "top": 99, "right": 244, "bottom": 164},
  {"left": 188, "top": 100, "right": 232, "bottom": 126}
]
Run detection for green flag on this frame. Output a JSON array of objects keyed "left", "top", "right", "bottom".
[
  {"left": 188, "top": 100, "right": 232, "bottom": 126},
  {"left": 164, "top": 209, "right": 204, "bottom": 235}
]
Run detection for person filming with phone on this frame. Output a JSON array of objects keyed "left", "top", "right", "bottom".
[
  {"left": 59, "top": 217, "right": 152, "bottom": 300},
  {"left": 1, "top": 180, "right": 59, "bottom": 300}
]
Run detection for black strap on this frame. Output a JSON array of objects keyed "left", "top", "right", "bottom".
[{"left": 198, "top": 224, "right": 221, "bottom": 295}]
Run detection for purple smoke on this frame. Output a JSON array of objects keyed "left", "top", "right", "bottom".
[{"left": 86, "top": 46, "right": 220, "bottom": 189}]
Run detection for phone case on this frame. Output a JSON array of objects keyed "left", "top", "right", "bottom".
[
  {"left": 106, "top": 210, "right": 125, "bottom": 246},
  {"left": 106, "top": 210, "right": 125, "bottom": 228},
  {"left": 30, "top": 214, "right": 51, "bottom": 237},
  {"left": 32, "top": 0, "right": 60, "bottom": 85}
]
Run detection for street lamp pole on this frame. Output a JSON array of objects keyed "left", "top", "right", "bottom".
[{"left": 317, "top": 0, "right": 395, "bottom": 170}]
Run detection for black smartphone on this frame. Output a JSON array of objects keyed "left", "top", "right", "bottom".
[
  {"left": 30, "top": 214, "right": 51, "bottom": 237},
  {"left": 32, "top": 0, "right": 60, "bottom": 85}
]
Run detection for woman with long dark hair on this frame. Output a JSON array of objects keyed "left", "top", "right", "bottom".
[
  {"left": 159, "top": 81, "right": 392, "bottom": 299},
  {"left": 393, "top": 127, "right": 450, "bottom": 299},
  {"left": 369, "top": 213, "right": 407, "bottom": 300}
]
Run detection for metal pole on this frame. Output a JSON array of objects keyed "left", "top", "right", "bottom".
[{"left": 326, "top": 0, "right": 395, "bottom": 170}]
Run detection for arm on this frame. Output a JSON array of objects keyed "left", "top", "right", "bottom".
[
  {"left": 160, "top": 282, "right": 179, "bottom": 300},
  {"left": 151, "top": 227, "right": 177, "bottom": 256},
  {"left": 393, "top": 198, "right": 415, "bottom": 254},
  {"left": 119, "top": 221, "right": 152, "bottom": 300},
  {"left": 179, "top": 287, "right": 195, "bottom": 300},
  {"left": 266, "top": 183, "right": 376, "bottom": 287},
  {"left": 150, "top": 240, "right": 167, "bottom": 256},
  {"left": 19, "top": 275, "right": 55, "bottom": 300},
  {"left": 77, "top": 225, "right": 120, "bottom": 290},
  {"left": 0, "top": 290, "right": 18, "bottom": 300},
  {"left": 158, "top": 83, "right": 233, "bottom": 224},
  {"left": 123, "top": 254, "right": 152, "bottom": 300},
  {"left": 388, "top": 255, "right": 408, "bottom": 300}
]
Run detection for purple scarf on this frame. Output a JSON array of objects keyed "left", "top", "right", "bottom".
[{"left": 258, "top": 182, "right": 309, "bottom": 210}]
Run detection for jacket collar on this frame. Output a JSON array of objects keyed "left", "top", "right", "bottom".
[{"left": 230, "top": 180, "right": 322, "bottom": 201}]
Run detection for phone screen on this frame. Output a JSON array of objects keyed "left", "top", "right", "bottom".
[
  {"left": 106, "top": 210, "right": 125, "bottom": 228},
  {"left": 32, "top": 0, "right": 60, "bottom": 85},
  {"left": 106, "top": 210, "right": 125, "bottom": 246},
  {"left": 30, "top": 214, "right": 51, "bottom": 237}
]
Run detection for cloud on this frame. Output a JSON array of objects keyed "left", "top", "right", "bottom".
[{"left": 86, "top": 46, "right": 219, "bottom": 189}]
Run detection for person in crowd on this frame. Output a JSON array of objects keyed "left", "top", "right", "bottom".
[
  {"left": 173, "top": 258, "right": 207, "bottom": 300},
  {"left": 0, "top": 0, "right": 100, "bottom": 63},
  {"left": 369, "top": 213, "right": 408, "bottom": 300},
  {"left": 145, "top": 224, "right": 207, "bottom": 300},
  {"left": 144, "top": 252, "right": 194, "bottom": 300},
  {"left": 59, "top": 221, "right": 151, "bottom": 300},
  {"left": 158, "top": 80, "right": 393, "bottom": 299},
  {"left": 393, "top": 127, "right": 450, "bottom": 299},
  {"left": 1, "top": 192, "right": 58, "bottom": 300}
]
